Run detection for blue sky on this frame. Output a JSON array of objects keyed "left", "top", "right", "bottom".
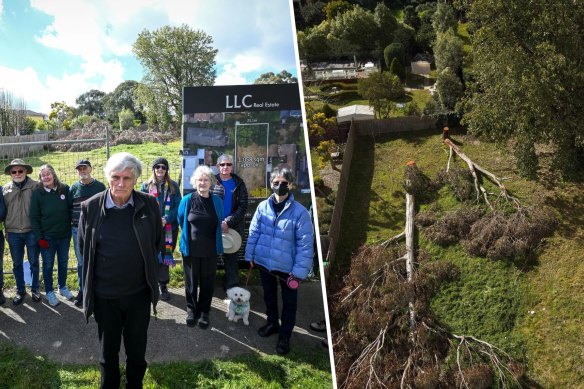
[{"left": 0, "top": 0, "right": 300, "bottom": 114}]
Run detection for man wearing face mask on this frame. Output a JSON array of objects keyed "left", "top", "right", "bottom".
[
  {"left": 2, "top": 159, "right": 40, "bottom": 306},
  {"left": 245, "top": 164, "right": 313, "bottom": 355}
]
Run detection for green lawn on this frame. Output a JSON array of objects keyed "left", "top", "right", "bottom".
[
  {"left": 0, "top": 138, "right": 332, "bottom": 388},
  {"left": 330, "top": 129, "right": 584, "bottom": 387},
  {"left": 0, "top": 341, "right": 332, "bottom": 388}
]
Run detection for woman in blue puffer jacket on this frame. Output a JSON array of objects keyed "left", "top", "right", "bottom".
[{"left": 245, "top": 164, "right": 313, "bottom": 356}]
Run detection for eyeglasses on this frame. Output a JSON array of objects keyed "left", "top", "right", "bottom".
[
  {"left": 154, "top": 165, "right": 167, "bottom": 170},
  {"left": 273, "top": 181, "right": 289, "bottom": 185},
  {"left": 219, "top": 163, "right": 233, "bottom": 167},
  {"left": 11, "top": 169, "right": 24, "bottom": 175}
]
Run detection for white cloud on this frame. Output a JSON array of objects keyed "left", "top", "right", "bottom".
[
  {"left": 12, "top": 0, "right": 297, "bottom": 111},
  {"left": 215, "top": 64, "right": 248, "bottom": 86},
  {"left": 0, "top": 65, "right": 50, "bottom": 113}
]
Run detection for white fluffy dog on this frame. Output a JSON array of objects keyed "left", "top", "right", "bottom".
[{"left": 226, "top": 287, "right": 251, "bottom": 325}]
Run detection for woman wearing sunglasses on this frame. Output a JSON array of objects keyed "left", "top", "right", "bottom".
[
  {"left": 245, "top": 164, "right": 314, "bottom": 355},
  {"left": 140, "top": 157, "right": 182, "bottom": 301}
]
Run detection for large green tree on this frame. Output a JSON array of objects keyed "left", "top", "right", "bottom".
[
  {"left": 433, "top": 29, "right": 465, "bottom": 74},
  {"left": 358, "top": 71, "right": 404, "bottom": 118},
  {"left": 460, "top": 0, "right": 584, "bottom": 179},
  {"left": 75, "top": 89, "right": 106, "bottom": 118},
  {"left": 254, "top": 70, "right": 297, "bottom": 84},
  {"left": 102, "top": 80, "right": 143, "bottom": 124},
  {"left": 297, "top": 22, "right": 331, "bottom": 61},
  {"left": 328, "top": 5, "right": 378, "bottom": 57},
  {"left": 132, "top": 24, "right": 217, "bottom": 130}
]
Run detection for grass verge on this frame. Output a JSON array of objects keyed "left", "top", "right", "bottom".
[{"left": 0, "top": 340, "right": 332, "bottom": 388}]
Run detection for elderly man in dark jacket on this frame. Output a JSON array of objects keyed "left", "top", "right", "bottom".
[
  {"left": 211, "top": 154, "right": 248, "bottom": 291},
  {"left": 78, "top": 152, "right": 162, "bottom": 389}
]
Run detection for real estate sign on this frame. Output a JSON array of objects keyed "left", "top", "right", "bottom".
[{"left": 182, "top": 83, "right": 311, "bottom": 259}]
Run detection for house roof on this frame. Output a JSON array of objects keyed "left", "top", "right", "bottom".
[{"left": 337, "top": 105, "right": 375, "bottom": 123}]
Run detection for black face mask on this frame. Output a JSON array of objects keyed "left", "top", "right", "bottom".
[{"left": 272, "top": 181, "right": 289, "bottom": 196}]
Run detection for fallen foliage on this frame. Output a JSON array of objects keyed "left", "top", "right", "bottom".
[{"left": 332, "top": 244, "right": 523, "bottom": 389}]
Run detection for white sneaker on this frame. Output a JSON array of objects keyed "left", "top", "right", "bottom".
[{"left": 59, "top": 287, "right": 74, "bottom": 301}]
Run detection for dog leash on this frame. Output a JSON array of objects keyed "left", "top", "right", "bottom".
[
  {"left": 245, "top": 266, "right": 253, "bottom": 286},
  {"left": 248, "top": 263, "right": 300, "bottom": 289}
]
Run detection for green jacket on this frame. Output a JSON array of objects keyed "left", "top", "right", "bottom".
[{"left": 30, "top": 184, "right": 72, "bottom": 240}]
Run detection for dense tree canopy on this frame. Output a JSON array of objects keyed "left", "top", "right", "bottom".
[
  {"left": 132, "top": 24, "right": 217, "bottom": 130},
  {"left": 102, "top": 80, "right": 142, "bottom": 124},
  {"left": 358, "top": 71, "right": 404, "bottom": 118},
  {"left": 433, "top": 29, "right": 464, "bottom": 74},
  {"left": 460, "top": 0, "right": 584, "bottom": 179},
  {"left": 75, "top": 89, "right": 106, "bottom": 118},
  {"left": 254, "top": 70, "right": 298, "bottom": 84}
]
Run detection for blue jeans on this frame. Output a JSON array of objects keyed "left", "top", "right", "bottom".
[
  {"left": 6, "top": 231, "right": 40, "bottom": 293},
  {"left": 40, "top": 236, "right": 71, "bottom": 293},
  {"left": 72, "top": 226, "right": 82, "bottom": 290}
]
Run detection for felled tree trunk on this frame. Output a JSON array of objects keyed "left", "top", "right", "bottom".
[{"left": 405, "top": 192, "right": 416, "bottom": 332}]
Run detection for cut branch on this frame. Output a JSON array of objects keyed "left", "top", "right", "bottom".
[{"left": 444, "top": 138, "right": 521, "bottom": 208}]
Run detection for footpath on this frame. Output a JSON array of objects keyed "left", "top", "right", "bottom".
[{"left": 0, "top": 281, "right": 329, "bottom": 364}]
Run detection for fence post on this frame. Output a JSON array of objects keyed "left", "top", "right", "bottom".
[{"left": 105, "top": 125, "right": 110, "bottom": 159}]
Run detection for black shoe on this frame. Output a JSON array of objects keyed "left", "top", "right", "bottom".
[
  {"left": 310, "top": 319, "right": 326, "bottom": 332},
  {"left": 258, "top": 322, "right": 280, "bottom": 337},
  {"left": 31, "top": 290, "right": 41, "bottom": 302},
  {"left": 159, "top": 288, "right": 171, "bottom": 302},
  {"left": 186, "top": 311, "right": 197, "bottom": 327},
  {"left": 321, "top": 338, "right": 328, "bottom": 348},
  {"left": 276, "top": 335, "right": 290, "bottom": 355},
  {"left": 0, "top": 291, "right": 5, "bottom": 305},
  {"left": 74, "top": 292, "right": 83, "bottom": 307},
  {"left": 198, "top": 312, "right": 209, "bottom": 329},
  {"left": 13, "top": 292, "right": 25, "bottom": 306}
]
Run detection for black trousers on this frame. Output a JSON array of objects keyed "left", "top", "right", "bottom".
[
  {"left": 183, "top": 255, "right": 218, "bottom": 316},
  {"left": 222, "top": 252, "right": 240, "bottom": 291},
  {"left": 259, "top": 267, "right": 298, "bottom": 339},
  {"left": 94, "top": 290, "right": 151, "bottom": 389}
]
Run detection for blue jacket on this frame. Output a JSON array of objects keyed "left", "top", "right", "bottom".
[
  {"left": 245, "top": 193, "right": 314, "bottom": 279},
  {"left": 177, "top": 192, "right": 224, "bottom": 257}
]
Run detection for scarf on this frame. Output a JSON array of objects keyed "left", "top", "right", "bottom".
[{"left": 150, "top": 182, "right": 175, "bottom": 267}]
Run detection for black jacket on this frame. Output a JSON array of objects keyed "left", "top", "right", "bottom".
[
  {"left": 78, "top": 189, "right": 163, "bottom": 322},
  {"left": 212, "top": 173, "right": 249, "bottom": 236}
]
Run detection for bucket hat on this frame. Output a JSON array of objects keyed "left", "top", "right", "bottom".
[
  {"left": 4, "top": 159, "right": 33, "bottom": 175},
  {"left": 222, "top": 228, "right": 242, "bottom": 254}
]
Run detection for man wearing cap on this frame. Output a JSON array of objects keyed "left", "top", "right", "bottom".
[
  {"left": 69, "top": 158, "right": 106, "bottom": 306},
  {"left": 211, "top": 154, "right": 248, "bottom": 291},
  {"left": 2, "top": 159, "right": 40, "bottom": 305}
]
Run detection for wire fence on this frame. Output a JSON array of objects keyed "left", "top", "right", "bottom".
[{"left": 1, "top": 134, "right": 109, "bottom": 291}]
